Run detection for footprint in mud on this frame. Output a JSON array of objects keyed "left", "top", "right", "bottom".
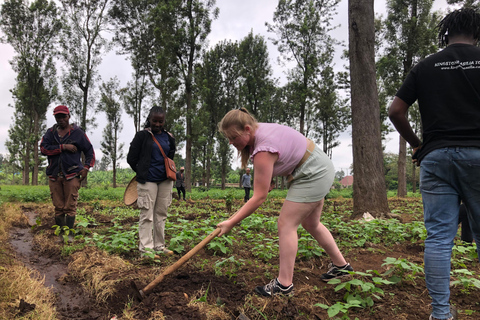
[{"left": 9, "top": 211, "right": 104, "bottom": 320}]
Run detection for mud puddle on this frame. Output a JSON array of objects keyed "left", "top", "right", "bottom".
[{"left": 9, "top": 211, "right": 106, "bottom": 320}]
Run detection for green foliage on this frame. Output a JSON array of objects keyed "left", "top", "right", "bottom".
[
  {"left": 382, "top": 257, "right": 424, "bottom": 284},
  {"left": 451, "top": 269, "right": 480, "bottom": 293},
  {"left": 0, "top": 185, "right": 51, "bottom": 202},
  {"left": 214, "top": 256, "right": 244, "bottom": 279},
  {"left": 317, "top": 270, "right": 396, "bottom": 318},
  {"left": 452, "top": 243, "right": 479, "bottom": 268},
  {"left": 84, "top": 219, "right": 138, "bottom": 255}
]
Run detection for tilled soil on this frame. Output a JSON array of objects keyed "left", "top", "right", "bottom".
[{"left": 7, "top": 202, "right": 480, "bottom": 320}]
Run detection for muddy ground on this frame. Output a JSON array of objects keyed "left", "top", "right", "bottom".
[{"left": 7, "top": 200, "right": 480, "bottom": 320}]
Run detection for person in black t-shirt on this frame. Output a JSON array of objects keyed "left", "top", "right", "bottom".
[{"left": 389, "top": 8, "right": 480, "bottom": 320}]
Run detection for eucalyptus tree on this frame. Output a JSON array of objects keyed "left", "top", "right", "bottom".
[
  {"left": 195, "top": 44, "right": 225, "bottom": 188},
  {"left": 311, "top": 62, "right": 350, "bottom": 158},
  {"left": 109, "top": 0, "right": 180, "bottom": 122},
  {"left": 59, "top": 0, "right": 111, "bottom": 134},
  {"left": 348, "top": 0, "right": 390, "bottom": 218},
  {"left": 237, "top": 31, "right": 277, "bottom": 122},
  {"left": 97, "top": 77, "right": 124, "bottom": 187},
  {"left": 151, "top": 0, "right": 219, "bottom": 192},
  {"left": 266, "top": 0, "right": 341, "bottom": 134},
  {"left": 217, "top": 40, "right": 242, "bottom": 189},
  {"left": 0, "top": 0, "right": 61, "bottom": 185},
  {"left": 196, "top": 40, "right": 238, "bottom": 189},
  {"left": 120, "top": 61, "right": 155, "bottom": 133},
  {"left": 377, "top": 0, "right": 439, "bottom": 197}
]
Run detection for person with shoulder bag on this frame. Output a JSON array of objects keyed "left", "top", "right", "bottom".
[{"left": 127, "top": 106, "right": 176, "bottom": 257}]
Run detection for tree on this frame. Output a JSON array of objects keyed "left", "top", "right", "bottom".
[
  {"left": 109, "top": 0, "right": 181, "bottom": 131},
  {"left": 0, "top": 0, "right": 61, "bottom": 185},
  {"left": 267, "top": 0, "right": 341, "bottom": 134},
  {"left": 196, "top": 44, "right": 225, "bottom": 188},
  {"left": 237, "top": 31, "right": 276, "bottom": 122},
  {"left": 59, "top": 0, "right": 111, "bottom": 133},
  {"left": 310, "top": 44, "right": 350, "bottom": 157},
  {"left": 348, "top": 0, "right": 390, "bottom": 218},
  {"left": 376, "top": 0, "right": 438, "bottom": 197},
  {"left": 152, "top": 0, "right": 219, "bottom": 192},
  {"left": 120, "top": 62, "right": 155, "bottom": 133},
  {"left": 97, "top": 77, "right": 124, "bottom": 188}
]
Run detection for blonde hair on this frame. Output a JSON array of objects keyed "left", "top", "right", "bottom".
[{"left": 218, "top": 108, "right": 258, "bottom": 169}]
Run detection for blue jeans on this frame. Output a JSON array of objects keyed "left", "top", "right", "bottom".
[{"left": 420, "top": 147, "right": 480, "bottom": 319}]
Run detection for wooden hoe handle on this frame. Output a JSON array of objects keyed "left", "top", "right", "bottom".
[{"left": 141, "top": 227, "right": 222, "bottom": 295}]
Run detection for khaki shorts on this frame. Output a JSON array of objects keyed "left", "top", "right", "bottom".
[{"left": 286, "top": 145, "right": 334, "bottom": 203}]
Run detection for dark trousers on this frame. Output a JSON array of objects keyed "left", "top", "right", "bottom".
[
  {"left": 177, "top": 186, "right": 186, "bottom": 200},
  {"left": 244, "top": 187, "right": 251, "bottom": 202},
  {"left": 459, "top": 204, "right": 473, "bottom": 243}
]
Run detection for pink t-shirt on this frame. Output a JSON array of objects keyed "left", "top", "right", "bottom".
[{"left": 251, "top": 123, "right": 307, "bottom": 177}]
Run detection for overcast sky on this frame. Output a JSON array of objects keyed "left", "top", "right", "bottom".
[{"left": 0, "top": 0, "right": 451, "bottom": 174}]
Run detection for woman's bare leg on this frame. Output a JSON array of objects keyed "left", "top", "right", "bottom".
[{"left": 277, "top": 199, "right": 346, "bottom": 286}]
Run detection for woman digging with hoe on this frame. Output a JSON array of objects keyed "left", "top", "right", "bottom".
[{"left": 216, "top": 108, "right": 353, "bottom": 296}]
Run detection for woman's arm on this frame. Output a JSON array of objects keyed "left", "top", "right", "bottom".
[
  {"left": 127, "top": 132, "right": 143, "bottom": 171},
  {"left": 217, "top": 151, "right": 278, "bottom": 236}
]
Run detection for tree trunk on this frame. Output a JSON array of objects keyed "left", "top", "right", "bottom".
[
  {"left": 206, "top": 156, "right": 211, "bottom": 188},
  {"left": 185, "top": 87, "right": 192, "bottom": 192},
  {"left": 397, "top": 136, "right": 407, "bottom": 197},
  {"left": 32, "top": 110, "right": 40, "bottom": 186},
  {"left": 113, "top": 165, "right": 117, "bottom": 188},
  {"left": 23, "top": 150, "right": 29, "bottom": 185},
  {"left": 348, "top": 0, "right": 390, "bottom": 219}
]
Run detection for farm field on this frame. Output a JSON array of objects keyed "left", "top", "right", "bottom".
[{"left": 1, "top": 188, "right": 479, "bottom": 320}]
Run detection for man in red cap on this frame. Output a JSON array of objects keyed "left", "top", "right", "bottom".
[{"left": 40, "top": 105, "right": 95, "bottom": 238}]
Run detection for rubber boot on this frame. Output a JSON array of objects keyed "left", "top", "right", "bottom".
[
  {"left": 66, "top": 215, "right": 75, "bottom": 229},
  {"left": 55, "top": 215, "right": 66, "bottom": 227},
  {"left": 66, "top": 216, "right": 76, "bottom": 242},
  {"left": 54, "top": 215, "right": 66, "bottom": 243}
]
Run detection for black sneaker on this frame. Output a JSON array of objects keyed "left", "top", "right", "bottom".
[
  {"left": 320, "top": 262, "right": 353, "bottom": 282},
  {"left": 255, "top": 278, "right": 294, "bottom": 297}
]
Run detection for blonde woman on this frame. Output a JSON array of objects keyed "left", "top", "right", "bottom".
[{"left": 217, "top": 108, "right": 352, "bottom": 296}]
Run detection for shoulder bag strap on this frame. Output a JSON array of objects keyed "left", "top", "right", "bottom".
[{"left": 149, "top": 131, "right": 169, "bottom": 160}]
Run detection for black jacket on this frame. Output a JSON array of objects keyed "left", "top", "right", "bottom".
[{"left": 127, "top": 129, "right": 176, "bottom": 184}]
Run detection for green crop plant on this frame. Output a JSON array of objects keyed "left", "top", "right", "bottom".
[
  {"left": 195, "top": 282, "right": 211, "bottom": 302},
  {"left": 297, "top": 233, "right": 324, "bottom": 260},
  {"left": 52, "top": 224, "right": 77, "bottom": 243},
  {"left": 214, "top": 256, "right": 244, "bottom": 279},
  {"left": 382, "top": 257, "right": 424, "bottom": 284},
  {"left": 316, "top": 270, "right": 395, "bottom": 318},
  {"left": 451, "top": 269, "right": 480, "bottom": 293},
  {"left": 252, "top": 238, "right": 279, "bottom": 260},
  {"left": 85, "top": 223, "right": 138, "bottom": 255},
  {"left": 452, "top": 243, "right": 478, "bottom": 268},
  {"left": 208, "top": 234, "right": 234, "bottom": 255}
]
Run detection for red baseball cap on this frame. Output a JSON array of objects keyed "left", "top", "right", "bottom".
[{"left": 53, "top": 105, "right": 70, "bottom": 115}]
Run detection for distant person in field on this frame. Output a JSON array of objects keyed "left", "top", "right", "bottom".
[
  {"left": 176, "top": 166, "right": 186, "bottom": 201},
  {"left": 217, "top": 108, "right": 352, "bottom": 297},
  {"left": 127, "top": 106, "right": 176, "bottom": 257},
  {"left": 40, "top": 105, "right": 95, "bottom": 235},
  {"left": 388, "top": 8, "right": 480, "bottom": 320},
  {"left": 241, "top": 167, "right": 252, "bottom": 202}
]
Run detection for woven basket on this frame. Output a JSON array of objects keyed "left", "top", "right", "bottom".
[{"left": 124, "top": 176, "right": 138, "bottom": 206}]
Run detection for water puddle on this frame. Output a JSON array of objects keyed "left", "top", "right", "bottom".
[{"left": 9, "top": 211, "right": 104, "bottom": 319}]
